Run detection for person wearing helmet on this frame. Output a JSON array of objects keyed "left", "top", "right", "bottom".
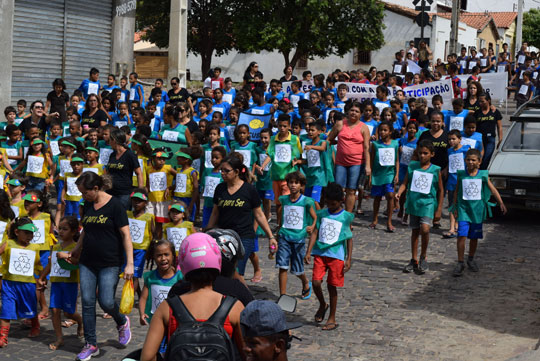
[
  {"left": 140, "top": 233, "right": 245, "bottom": 361},
  {"left": 168, "top": 229, "right": 254, "bottom": 306}
]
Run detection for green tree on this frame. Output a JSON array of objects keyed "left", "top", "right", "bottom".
[
  {"left": 232, "top": 0, "right": 385, "bottom": 69},
  {"left": 523, "top": 9, "right": 540, "bottom": 50},
  {"left": 136, "top": 0, "right": 236, "bottom": 77}
]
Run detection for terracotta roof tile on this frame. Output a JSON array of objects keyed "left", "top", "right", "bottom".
[
  {"left": 490, "top": 12, "right": 517, "bottom": 28},
  {"left": 134, "top": 31, "right": 146, "bottom": 43},
  {"left": 436, "top": 12, "right": 491, "bottom": 30}
]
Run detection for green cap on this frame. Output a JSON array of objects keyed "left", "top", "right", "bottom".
[
  {"left": 71, "top": 157, "right": 84, "bottom": 163},
  {"left": 61, "top": 141, "right": 77, "bottom": 149},
  {"left": 130, "top": 192, "right": 148, "bottom": 201},
  {"left": 169, "top": 204, "right": 185, "bottom": 213},
  {"left": 31, "top": 139, "right": 45, "bottom": 146},
  {"left": 6, "top": 179, "right": 22, "bottom": 186},
  {"left": 152, "top": 150, "right": 169, "bottom": 158},
  {"left": 0, "top": 135, "right": 7, "bottom": 140},
  {"left": 85, "top": 147, "right": 99, "bottom": 154},
  {"left": 58, "top": 258, "right": 79, "bottom": 270},
  {"left": 23, "top": 193, "right": 40, "bottom": 203},
  {"left": 131, "top": 139, "right": 142, "bottom": 146},
  {"left": 175, "top": 151, "right": 192, "bottom": 160},
  {"left": 18, "top": 222, "right": 38, "bottom": 232}
]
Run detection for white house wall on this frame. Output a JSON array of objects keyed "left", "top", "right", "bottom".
[
  {"left": 431, "top": 15, "right": 477, "bottom": 62},
  {"left": 186, "top": 9, "right": 430, "bottom": 82}
]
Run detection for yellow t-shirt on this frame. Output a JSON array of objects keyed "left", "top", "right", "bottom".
[
  {"left": 29, "top": 212, "right": 54, "bottom": 251},
  {"left": 49, "top": 242, "right": 79, "bottom": 283},
  {"left": 10, "top": 199, "right": 27, "bottom": 218},
  {"left": 163, "top": 221, "right": 194, "bottom": 254},
  {"left": 83, "top": 163, "right": 104, "bottom": 176},
  {"left": 127, "top": 211, "right": 155, "bottom": 250},
  {"left": 0, "top": 239, "right": 42, "bottom": 283},
  {"left": 26, "top": 152, "right": 49, "bottom": 179},
  {"left": 133, "top": 156, "right": 148, "bottom": 187},
  {"left": 64, "top": 172, "right": 82, "bottom": 202},
  {"left": 147, "top": 164, "right": 175, "bottom": 202},
  {"left": 173, "top": 166, "right": 198, "bottom": 198}
]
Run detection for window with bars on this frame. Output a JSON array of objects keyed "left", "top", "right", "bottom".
[
  {"left": 353, "top": 50, "right": 371, "bottom": 65},
  {"left": 297, "top": 55, "right": 308, "bottom": 69}
]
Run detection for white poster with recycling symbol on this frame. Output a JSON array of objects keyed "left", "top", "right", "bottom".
[
  {"left": 151, "top": 285, "right": 172, "bottom": 314},
  {"left": 400, "top": 146, "right": 414, "bottom": 165},
  {"left": 30, "top": 219, "right": 46, "bottom": 245},
  {"left": 9, "top": 247, "right": 36, "bottom": 277},
  {"left": 0, "top": 221, "right": 7, "bottom": 239},
  {"left": 175, "top": 173, "right": 188, "bottom": 194},
  {"left": 59, "top": 159, "right": 72, "bottom": 177},
  {"left": 99, "top": 148, "right": 114, "bottom": 165},
  {"left": 204, "top": 150, "right": 213, "bottom": 169},
  {"left": 128, "top": 218, "right": 147, "bottom": 244},
  {"left": 378, "top": 148, "right": 395, "bottom": 166},
  {"left": 283, "top": 205, "right": 304, "bottom": 230},
  {"left": 449, "top": 116, "right": 464, "bottom": 131},
  {"left": 50, "top": 251, "right": 71, "bottom": 278},
  {"left": 259, "top": 154, "right": 271, "bottom": 171},
  {"left": 307, "top": 149, "right": 320, "bottom": 168},
  {"left": 162, "top": 130, "right": 178, "bottom": 142},
  {"left": 461, "top": 138, "right": 476, "bottom": 149},
  {"left": 448, "top": 153, "right": 465, "bottom": 174},
  {"left": 274, "top": 144, "right": 291, "bottom": 163},
  {"left": 462, "top": 178, "right": 482, "bottom": 201},
  {"left": 319, "top": 218, "right": 342, "bottom": 245},
  {"left": 67, "top": 177, "right": 82, "bottom": 196},
  {"left": 236, "top": 150, "right": 251, "bottom": 168},
  {"left": 167, "top": 227, "right": 187, "bottom": 252},
  {"left": 149, "top": 172, "right": 167, "bottom": 192},
  {"left": 27, "top": 155, "right": 44, "bottom": 174},
  {"left": 410, "top": 170, "right": 433, "bottom": 195},
  {"left": 203, "top": 177, "right": 220, "bottom": 198}
]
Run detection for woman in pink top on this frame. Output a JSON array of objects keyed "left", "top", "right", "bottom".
[{"left": 328, "top": 101, "right": 371, "bottom": 212}]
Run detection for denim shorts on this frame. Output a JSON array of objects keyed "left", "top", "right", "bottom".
[
  {"left": 409, "top": 215, "right": 432, "bottom": 229},
  {"left": 335, "top": 164, "right": 365, "bottom": 190},
  {"left": 237, "top": 238, "right": 256, "bottom": 276},
  {"left": 275, "top": 239, "right": 306, "bottom": 275},
  {"left": 304, "top": 185, "right": 323, "bottom": 203},
  {"left": 371, "top": 183, "right": 394, "bottom": 197},
  {"left": 457, "top": 221, "right": 483, "bottom": 239}
]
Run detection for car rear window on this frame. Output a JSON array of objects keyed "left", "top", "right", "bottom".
[{"left": 503, "top": 122, "right": 540, "bottom": 151}]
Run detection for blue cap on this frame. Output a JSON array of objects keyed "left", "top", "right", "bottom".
[{"left": 240, "top": 300, "right": 301, "bottom": 338}]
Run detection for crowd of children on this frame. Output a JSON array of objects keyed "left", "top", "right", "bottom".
[{"left": 0, "top": 60, "right": 510, "bottom": 355}]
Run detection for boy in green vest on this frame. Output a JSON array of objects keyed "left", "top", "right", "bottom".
[
  {"left": 304, "top": 182, "right": 354, "bottom": 331},
  {"left": 276, "top": 171, "right": 317, "bottom": 297},
  {"left": 261, "top": 114, "right": 302, "bottom": 225},
  {"left": 396, "top": 140, "right": 444, "bottom": 275},
  {"left": 451, "top": 149, "right": 507, "bottom": 276}
]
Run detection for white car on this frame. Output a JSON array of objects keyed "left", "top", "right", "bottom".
[{"left": 488, "top": 104, "right": 540, "bottom": 210}]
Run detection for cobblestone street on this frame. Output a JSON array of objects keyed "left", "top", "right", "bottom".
[{"left": 2, "top": 200, "right": 539, "bottom": 361}]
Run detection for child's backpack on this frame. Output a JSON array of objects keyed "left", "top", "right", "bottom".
[{"left": 165, "top": 295, "right": 237, "bottom": 361}]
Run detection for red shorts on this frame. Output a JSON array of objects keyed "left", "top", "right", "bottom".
[
  {"left": 312, "top": 255, "right": 344, "bottom": 287},
  {"left": 272, "top": 180, "right": 290, "bottom": 205}
]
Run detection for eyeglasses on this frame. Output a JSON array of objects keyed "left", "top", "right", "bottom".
[
  {"left": 220, "top": 168, "right": 234, "bottom": 174},
  {"left": 171, "top": 82, "right": 178, "bottom": 86},
  {"left": 34, "top": 106, "right": 44, "bottom": 109}
]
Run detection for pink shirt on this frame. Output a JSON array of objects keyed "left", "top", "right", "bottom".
[{"left": 336, "top": 119, "right": 365, "bottom": 166}]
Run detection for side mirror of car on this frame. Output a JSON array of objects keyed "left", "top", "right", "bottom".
[{"left": 277, "top": 294, "right": 297, "bottom": 313}]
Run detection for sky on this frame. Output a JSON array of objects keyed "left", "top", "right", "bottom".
[{"left": 386, "top": 0, "right": 540, "bottom": 12}]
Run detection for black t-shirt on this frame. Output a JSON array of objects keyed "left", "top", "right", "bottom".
[
  {"left": 474, "top": 108, "right": 502, "bottom": 139},
  {"left": 419, "top": 130, "right": 449, "bottom": 169},
  {"left": 464, "top": 98, "right": 481, "bottom": 113},
  {"left": 107, "top": 149, "right": 140, "bottom": 196},
  {"left": 81, "top": 109, "right": 108, "bottom": 128},
  {"left": 167, "top": 88, "right": 190, "bottom": 104},
  {"left": 184, "top": 119, "right": 198, "bottom": 134},
  {"left": 279, "top": 75, "right": 298, "bottom": 82},
  {"left": 47, "top": 91, "right": 69, "bottom": 122},
  {"left": 213, "top": 182, "right": 261, "bottom": 239},
  {"left": 80, "top": 196, "right": 129, "bottom": 268},
  {"left": 168, "top": 276, "right": 254, "bottom": 306},
  {"left": 18, "top": 115, "right": 48, "bottom": 137}
]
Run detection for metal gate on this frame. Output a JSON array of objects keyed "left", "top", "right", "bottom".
[{"left": 11, "top": 0, "right": 112, "bottom": 104}]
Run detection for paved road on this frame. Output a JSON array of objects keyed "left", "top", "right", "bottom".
[{"left": 2, "top": 200, "right": 539, "bottom": 361}]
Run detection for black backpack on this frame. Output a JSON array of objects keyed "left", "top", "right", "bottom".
[{"left": 165, "top": 295, "right": 237, "bottom": 361}]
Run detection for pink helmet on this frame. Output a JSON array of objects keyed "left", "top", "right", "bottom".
[{"left": 178, "top": 233, "right": 222, "bottom": 276}]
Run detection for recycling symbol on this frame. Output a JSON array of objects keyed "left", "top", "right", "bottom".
[
  {"left": 150, "top": 176, "right": 166, "bottom": 191},
  {"left": 285, "top": 209, "right": 302, "bottom": 227},
  {"left": 53, "top": 262, "right": 68, "bottom": 277},
  {"left": 276, "top": 148, "right": 289, "bottom": 161},
  {"left": 320, "top": 223, "right": 337, "bottom": 242},
  {"left": 450, "top": 157, "right": 463, "bottom": 172},
  {"left": 464, "top": 182, "right": 480, "bottom": 198},
  {"left": 170, "top": 230, "right": 186, "bottom": 249},
  {"left": 31, "top": 229, "right": 42, "bottom": 244},
  {"left": 307, "top": 150, "right": 319, "bottom": 165},
  {"left": 153, "top": 291, "right": 167, "bottom": 309},
  {"left": 177, "top": 176, "right": 186, "bottom": 190},
  {"left": 130, "top": 223, "right": 142, "bottom": 240},
  {"left": 414, "top": 174, "right": 430, "bottom": 191},
  {"left": 381, "top": 149, "right": 393, "bottom": 163},
  {"left": 14, "top": 254, "right": 32, "bottom": 274}
]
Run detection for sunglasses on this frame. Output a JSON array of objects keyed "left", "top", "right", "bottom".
[
  {"left": 171, "top": 82, "right": 178, "bottom": 86},
  {"left": 34, "top": 106, "right": 44, "bottom": 109}
]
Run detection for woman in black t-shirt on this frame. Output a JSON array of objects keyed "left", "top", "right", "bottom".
[
  {"left": 206, "top": 153, "right": 276, "bottom": 282},
  {"left": 280, "top": 65, "right": 298, "bottom": 82},
  {"left": 167, "top": 76, "right": 190, "bottom": 104},
  {"left": 106, "top": 128, "right": 143, "bottom": 208},
  {"left": 46, "top": 78, "right": 69, "bottom": 122},
  {"left": 81, "top": 94, "right": 108, "bottom": 128},
  {"left": 418, "top": 111, "right": 449, "bottom": 170},
  {"left": 464, "top": 81, "right": 483, "bottom": 113},
  {"left": 60, "top": 172, "right": 134, "bottom": 356},
  {"left": 243, "top": 62, "right": 259, "bottom": 88},
  {"left": 474, "top": 93, "right": 503, "bottom": 169}
]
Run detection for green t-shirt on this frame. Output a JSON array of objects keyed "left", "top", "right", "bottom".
[
  {"left": 267, "top": 133, "right": 302, "bottom": 181},
  {"left": 371, "top": 140, "right": 399, "bottom": 186},
  {"left": 159, "top": 123, "right": 188, "bottom": 145},
  {"left": 255, "top": 146, "right": 272, "bottom": 191},
  {"left": 312, "top": 208, "right": 354, "bottom": 258},
  {"left": 143, "top": 269, "right": 183, "bottom": 320},
  {"left": 230, "top": 141, "right": 258, "bottom": 169},
  {"left": 278, "top": 194, "right": 316, "bottom": 242},
  {"left": 303, "top": 139, "right": 330, "bottom": 188},
  {"left": 456, "top": 169, "right": 491, "bottom": 224},
  {"left": 201, "top": 171, "right": 222, "bottom": 207},
  {"left": 405, "top": 161, "right": 441, "bottom": 218}
]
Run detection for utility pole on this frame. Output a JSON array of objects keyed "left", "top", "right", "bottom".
[
  {"left": 449, "top": 0, "right": 461, "bottom": 54},
  {"left": 515, "top": 0, "right": 524, "bottom": 57}
]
